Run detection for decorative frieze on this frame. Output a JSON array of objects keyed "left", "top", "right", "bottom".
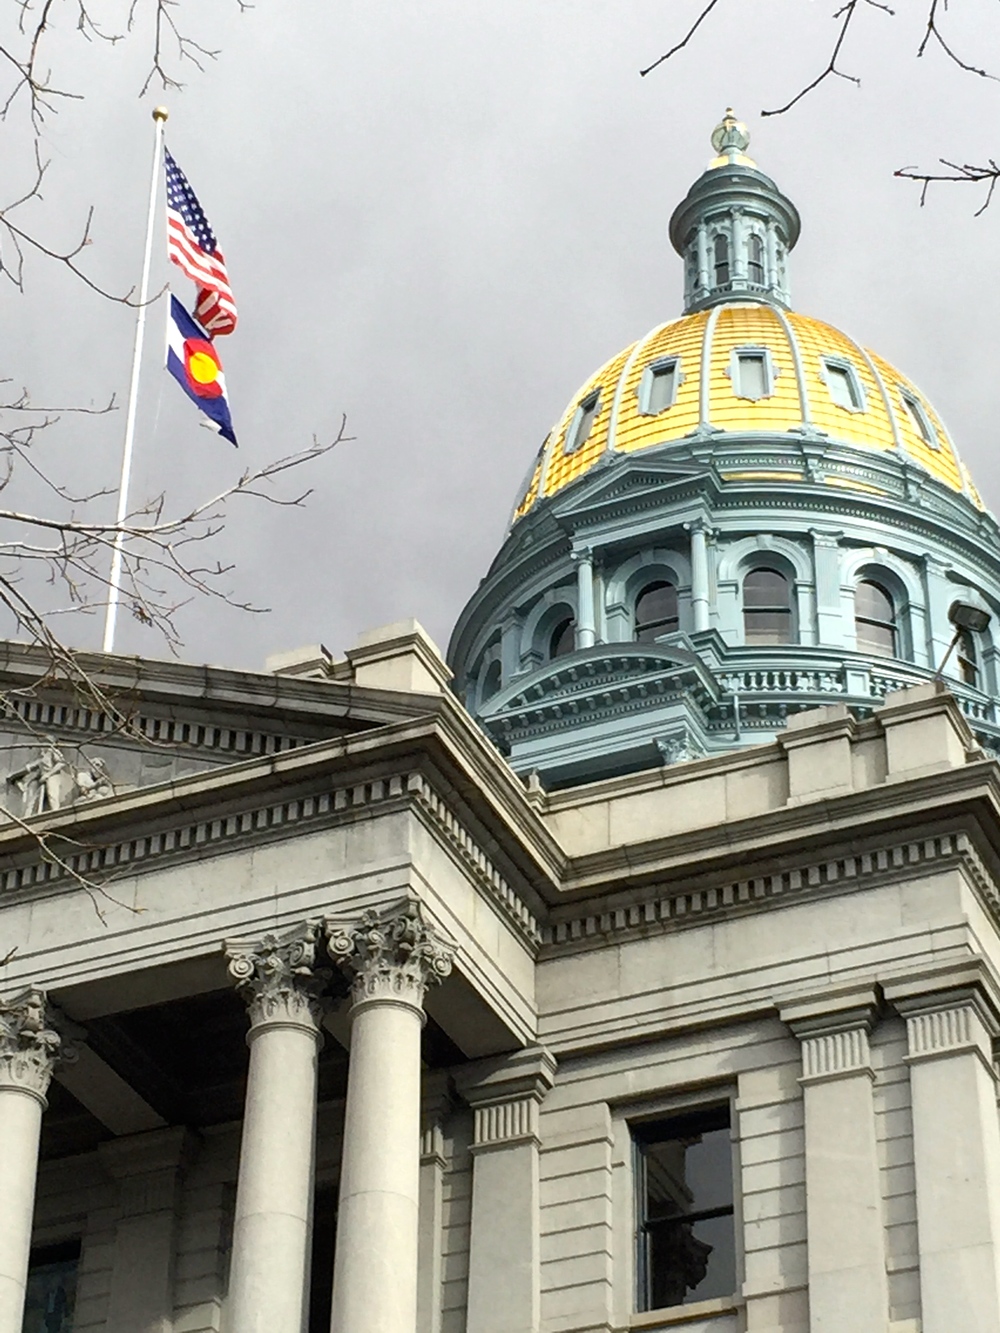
[
  {"left": 226, "top": 922, "right": 327, "bottom": 1034},
  {"left": 327, "top": 899, "right": 455, "bottom": 1012},
  {"left": 0, "top": 987, "right": 75, "bottom": 1102}
]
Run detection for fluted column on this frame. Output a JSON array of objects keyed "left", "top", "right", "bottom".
[
  {"left": 225, "top": 923, "right": 325, "bottom": 1333},
  {"left": 783, "top": 993, "right": 887, "bottom": 1333},
  {"left": 327, "top": 900, "right": 454, "bottom": 1333},
  {"left": 889, "top": 983, "right": 1000, "bottom": 1333},
  {"left": 0, "top": 989, "right": 72, "bottom": 1333}
]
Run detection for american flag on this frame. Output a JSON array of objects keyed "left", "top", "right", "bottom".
[{"left": 164, "top": 149, "right": 238, "bottom": 336}]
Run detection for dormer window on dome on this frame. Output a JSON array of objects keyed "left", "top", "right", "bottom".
[
  {"left": 899, "top": 388, "right": 938, "bottom": 448},
  {"left": 639, "top": 358, "right": 682, "bottom": 415},
  {"left": 822, "top": 358, "right": 865, "bottom": 412},
  {"left": 565, "top": 390, "right": 600, "bottom": 455}
]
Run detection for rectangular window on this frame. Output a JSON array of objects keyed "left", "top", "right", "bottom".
[
  {"left": 647, "top": 362, "right": 677, "bottom": 414},
  {"left": 634, "top": 1104, "right": 736, "bottom": 1312},
  {"left": 824, "top": 362, "right": 862, "bottom": 410},
  {"left": 23, "top": 1239, "right": 80, "bottom": 1333},
  {"left": 736, "top": 353, "right": 767, "bottom": 400}
]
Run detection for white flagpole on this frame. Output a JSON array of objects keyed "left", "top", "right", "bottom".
[{"left": 102, "top": 105, "right": 169, "bottom": 654}]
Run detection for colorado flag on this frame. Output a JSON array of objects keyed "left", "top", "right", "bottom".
[{"left": 166, "top": 295, "right": 238, "bottom": 446}]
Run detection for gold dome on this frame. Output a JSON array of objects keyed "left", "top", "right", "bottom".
[{"left": 512, "top": 303, "right": 980, "bottom": 522}]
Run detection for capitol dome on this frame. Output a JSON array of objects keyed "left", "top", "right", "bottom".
[
  {"left": 512, "top": 304, "right": 979, "bottom": 523},
  {"left": 449, "top": 112, "right": 1000, "bottom": 787}
]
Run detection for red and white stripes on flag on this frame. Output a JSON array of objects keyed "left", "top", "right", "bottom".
[{"left": 164, "top": 149, "right": 238, "bottom": 336}]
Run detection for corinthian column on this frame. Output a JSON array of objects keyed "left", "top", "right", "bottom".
[
  {"left": 0, "top": 989, "right": 72, "bottom": 1333},
  {"left": 326, "top": 899, "right": 454, "bottom": 1333},
  {"left": 225, "top": 923, "right": 326, "bottom": 1333}
]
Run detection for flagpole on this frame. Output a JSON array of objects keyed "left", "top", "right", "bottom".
[{"left": 102, "top": 105, "right": 169, "bottom": 654}]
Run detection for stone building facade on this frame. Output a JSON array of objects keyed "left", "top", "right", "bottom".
[{"left": 3, "top": 115, "right": 1000, "bottom": 1333}]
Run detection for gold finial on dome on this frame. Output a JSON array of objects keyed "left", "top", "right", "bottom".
[{"left": 709, "top": 108, "right": 756, "bottom": 168}]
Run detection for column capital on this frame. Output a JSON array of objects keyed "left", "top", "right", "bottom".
[
  {"left": 779, "top": 984, "right": 879, "bottom": 1086},
  {"left": 225, "top": 921, "right": 326, "bottom": 1038},
  {"left": 0, "top": 987, "right": 76, "bottom": 1104},
  {"left": 456, "top": 1046, "right": 556, "bottom": 1153},
  {"left": 326, "top": 898, "right": 455, "bottom": 1016}
]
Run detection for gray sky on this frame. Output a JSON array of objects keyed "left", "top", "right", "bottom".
[{"left": 4, "top": 0, "right": 1000, "bottom": 670}]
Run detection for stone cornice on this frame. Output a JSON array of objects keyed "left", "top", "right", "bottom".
[
  {"left": 554, "top": 755, "right": 1000, "bottom": 897},
  {"left": 0, "top": 707, "right": 558, "bottom": 940},
  {"left": 0, "top": 639, "right": 437, "bottom": 733},
  {"left": 543, "top": 823, "right": 1000, "bottom": 957}
]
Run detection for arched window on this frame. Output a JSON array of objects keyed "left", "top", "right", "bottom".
[
  {"left": 743, "top": 568, "right": 793, "bottom": 645},
  {"left": 714, "top": 234, "right": 730, "bottom": 287},
  {"left": 480, "top": 659, "right": 502, "bottom": 703},
  {"left": 958, "top": 630, "right": 979, "bottom": 687},
  {"left": 635, "top": 581, "right": 679, "bottom": 643},
  {"left": 550, "top": 617, "right": 575, "bottom": 659},
  {"left": 748, "top": 233, "right": 765, "bottom": 284},
  {"left": 854, "top": 580, "right": 897, "bottom": 657}
]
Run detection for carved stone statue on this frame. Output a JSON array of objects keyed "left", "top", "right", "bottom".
[{"left": 8, "top": 740, "right": 115, "bottom": 817}]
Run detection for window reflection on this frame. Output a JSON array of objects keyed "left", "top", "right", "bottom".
[
  {"left": 22, "top": 1241, "right": 79, "bottom": 1333},
  {"left": 634, "top": 1105, "right": 736, "bottom": 1311}
]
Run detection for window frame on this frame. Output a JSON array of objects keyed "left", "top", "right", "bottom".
[
  {"left": 564, "top": 389, "right": 601, "bottom": 456},
  {"left": 638, "top": 357, "right": 684, "bottom": 416},
  {"left": 854, "top": 579, "right": 898, "bottom": 658},
  {"left": 727, "top": 345, "right": 777, "bottom": 402},
  {"left": 819, "top": 356, "right": 866, "bottom": 413},
  {"left": 630, "top": 1101, "right": 738, "bottom": 1315},
  {"left": 742, "top": 565, "right": 795, "bottom": 645},
  {"left": 898, "top": 387, "right": 940, "bottom": 449}
]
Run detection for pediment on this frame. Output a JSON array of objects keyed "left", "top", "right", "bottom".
[{"left": 551, "top": 450, "right": 717, "bottom": 523}]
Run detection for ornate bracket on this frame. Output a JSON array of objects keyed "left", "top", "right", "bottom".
[
  {"left": 225, "top": 921, "right": 327, "bottom": 1035},
  {"left": 326, "top": 898, "right": 455, "bottom": 1013}
]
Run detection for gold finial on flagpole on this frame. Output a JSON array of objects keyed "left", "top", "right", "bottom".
[{"left": 153, "top": 106, "right": 169, "bottom": 122}]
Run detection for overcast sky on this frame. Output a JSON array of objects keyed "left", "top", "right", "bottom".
[{"left": 4, "top": 0, "right": 1000, "bottom": 672}]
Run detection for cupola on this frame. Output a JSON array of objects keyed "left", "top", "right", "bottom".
[{"left": 668, "top": 110, "right": 800, "bottom": 313}]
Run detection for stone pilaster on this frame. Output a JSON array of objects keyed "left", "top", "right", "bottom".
[
  {"left": 418, "top": 1072, "right": 455, "bottom": 1333},
  {"left": 885, "top": 971, "right": 1000, "bottom": 1333},
  {"left": 100, "top": 1128, "right": 195, "bottom": 1333},
  {"left": 224, "top": 922, "right": 325, "bottom": 1333},
  {"left": 457, "top": 1046, "right": 557, "bottom": 1333},
  {"left": 781, "top": 988, "right": 888, "bottom": 1333},
  {"left": 0, "top": 989, "right": 75, "bottom": 1333},
  {"left": 327, "top": 899, "right": 455, "bottom": 1333}
]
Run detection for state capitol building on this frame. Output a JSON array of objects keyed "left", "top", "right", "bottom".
[{"left": 3, "top": 113, "right": 1000, "bottom": 1333}]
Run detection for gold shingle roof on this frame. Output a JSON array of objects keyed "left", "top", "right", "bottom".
[{"left": 512, "top": 302, "right": 978, "bottom": 522}]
